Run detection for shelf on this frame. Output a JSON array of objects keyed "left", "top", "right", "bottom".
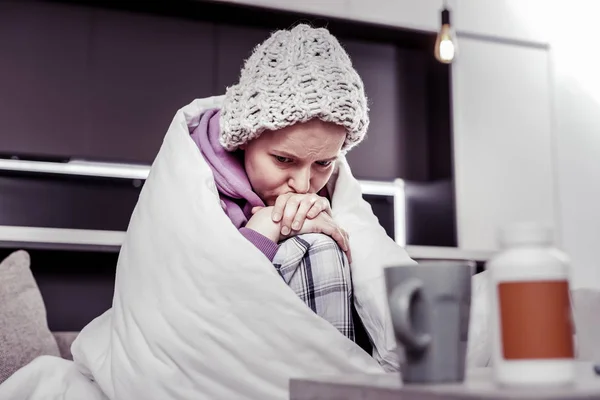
[
  {"left": 0, "top": 226, "right": 124, "bottom": 253},
  {"left": 0, "top": 159, "right": 150, "bottom": 180},
  {"left": 0, "top": 161, "right": 479, "bottom": 259},
  {"left": 0, "top": 159, "right": 408, "bottom": 246},
  {"left": 0, "top": 225, "right": 493, "bottom": 263},
  {"left": 404, "top": 245, "right": 494, "bottom": 263}
]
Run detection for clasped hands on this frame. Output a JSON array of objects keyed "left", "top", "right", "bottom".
[{"left": 245, "top": 193, "right": 351, "bottom": 263}]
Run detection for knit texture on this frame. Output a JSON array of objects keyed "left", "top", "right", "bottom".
[{"left": 220, "top": 24, "right": 369, "bottom": 152}]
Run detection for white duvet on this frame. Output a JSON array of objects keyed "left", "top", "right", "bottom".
[{"left": 0, "top": 96, "right": 490, "bottom": 400}]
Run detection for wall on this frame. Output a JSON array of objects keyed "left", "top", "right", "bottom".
[
  {"left": 1, "top": 1, "right": 455, "bottom": 247},
  {"left": 213, "top": 0, "right": 550, "bottom": 43},
  {"left": 450, "top": 0, "right": 550, "bottom": 44},
  {"left": 454, "top": 0, "right": 600, "bottom": 289},
  {"left": 451, "top": 37, "right": 555, "bottom": 253},
  {"left": 213, "top": 0, "right": 600, "bottom": 289},
  {"left": 4, "top": 0, "right": 597, "bottom": 288},
  {"left": 0, "top": 1, "right": 448, "bottom": 182},
  {"left": 547, "top": 1, "right": 600, "bottom": 289},
  {"left": 212, "top": 0, "right": 442, "bottom": 32},
  {"left": 440, "top": 0, "right": 600, "bottom": 289}
]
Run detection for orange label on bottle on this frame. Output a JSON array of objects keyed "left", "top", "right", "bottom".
[{"left": 498, "top": 281, "right": 574, "bottom": 360}]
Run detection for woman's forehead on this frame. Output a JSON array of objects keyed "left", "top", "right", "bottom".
[
  {"left": 266, "top": 122, "right": 345, "bottom": 157},
  {"left": 269, "top": 120, "right": 345, "bottom": 144}
]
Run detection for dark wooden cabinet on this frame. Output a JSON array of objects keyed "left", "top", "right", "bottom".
[
  {"left": 84, "top": 10, "right": 215, "bottom": 164},
  {"left": 342, "top": 40, "right": 402, "bottom": 180},
  {"left": 395, "top": 48, "right": 431, "bottom": 181},
  {"left": 214, "top": 25, "right": 271, "bottom": 95},
  {"left": 0, "top": 2, "right": 91, "bottom": 159},
  {"left": 0, "top": 174, "right": 141, "bottom": 231},
  {"left": 343, "top": 42, "right": 437, "bottom": 182},
  {"left": 0, "top": 3, "right": 216, "bottom": 164},
  {"left": 0, "top": 0, "right": 456, "bottom": 294},
  {"left": 0, "top": 1, "right": 450, "bottom": 181}
]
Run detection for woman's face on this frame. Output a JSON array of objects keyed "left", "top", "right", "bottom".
[{"left": 241, "top": 119, "right": 346, "bottom": 206}]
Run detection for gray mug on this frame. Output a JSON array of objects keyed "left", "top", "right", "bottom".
[{"left": 384, "top": 262, "right": 472, "bottom": 383}]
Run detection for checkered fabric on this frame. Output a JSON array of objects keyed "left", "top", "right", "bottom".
[{"left": 273, "top": 233, "right": 355, "bottom": 341}]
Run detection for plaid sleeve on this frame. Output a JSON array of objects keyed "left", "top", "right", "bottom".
[{"left": 273, "top": 233, "right": 355, "bottom": 341}]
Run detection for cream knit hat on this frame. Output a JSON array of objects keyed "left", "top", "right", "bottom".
[{"left": 219, "top": 24, "right": 369, "bottom": 152}]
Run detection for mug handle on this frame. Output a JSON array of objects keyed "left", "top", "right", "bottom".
[{"left": 389, "top": 278, "right": 432, "bottom": 352}]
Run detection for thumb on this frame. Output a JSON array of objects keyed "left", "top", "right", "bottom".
[{"left": 251, "top": 206, "right": 263, "bottom": 214}]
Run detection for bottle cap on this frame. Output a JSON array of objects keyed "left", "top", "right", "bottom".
[{"left": 499, "top": 222, "right": 553, "bottom": 247}]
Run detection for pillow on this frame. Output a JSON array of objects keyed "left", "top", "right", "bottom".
[{"left": 0, "top": 250, "right": 60, "bottom": 383}]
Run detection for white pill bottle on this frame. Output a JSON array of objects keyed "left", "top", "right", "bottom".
[{"left": 487, "top": 223, "right": 575, "bottom": 386}]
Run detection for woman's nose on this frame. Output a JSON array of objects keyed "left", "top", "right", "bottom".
[{"left": 289, "top": 168, "right": 311, "bottom": 194}]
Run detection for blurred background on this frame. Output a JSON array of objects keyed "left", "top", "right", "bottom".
[{"left": 0, "top": 0, "right": 598, "bottom": 331}]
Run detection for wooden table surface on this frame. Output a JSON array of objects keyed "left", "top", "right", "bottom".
[{"left": 290, "top": 362, "right": 600, "bottom": 400}]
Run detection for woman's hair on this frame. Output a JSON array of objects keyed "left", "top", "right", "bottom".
[{"left": 219, "top": 24, "right": 369, "bottom": 153}]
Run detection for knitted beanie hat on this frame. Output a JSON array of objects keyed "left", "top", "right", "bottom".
[{"left": 219, "top": 24, "right": 369, "bottom": 152}]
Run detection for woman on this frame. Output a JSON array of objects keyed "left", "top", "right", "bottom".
[
  {"left": 0, "top": 23, "right": 493, "bottom": 400},
  {"left": 190, "top": 24, "right": 371, "bottom": 341},
  {"left": 0, "top": 24, "right": 491, "bottom": 400}
]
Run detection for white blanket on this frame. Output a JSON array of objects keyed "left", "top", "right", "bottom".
[
  {"left": 0, "top": 356, "right": 107, "bottom": 400},
  {"left": 0, "top": 96, "right": 490, "bottom": 400}
]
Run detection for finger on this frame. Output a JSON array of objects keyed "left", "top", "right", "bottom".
[
  {"left": 292, "top": 196, "right": 318, "bottom": 230},
  {"left": 342, "top": 229, "right": 352, "bottom": 264},
  {"left": 322, "top": 197, "right": 332, "bottom": 216},
  {"left": 340, "top": 229, "right": 350, "bottom": 255},
  {"left": 330, "top": 227, "right": 349, "bottom": 253},
  {"left": 345, "top": 248, "right": 352, "bottom": 264},
  {"left": 304, "top": 214, "right": 349, "bottom": 257},
  {"left": 272, "top": 194, "right": 291, "bottom": 222},
  {"left": 341, "top": 229, "right": 350, "bottom": 243},
  {"left": 307, "top": 197, "right": 331, "bottom": 219},
  {"left": 281, "top": 195, "right": 302, "bottom": 235}
]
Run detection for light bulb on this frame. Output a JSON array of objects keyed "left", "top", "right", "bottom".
[{"left": 434, "top": 9, "right": 457, "bottom": 64}]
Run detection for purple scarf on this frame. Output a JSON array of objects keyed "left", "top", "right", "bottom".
[{"left": 190, "top": 108, "right": 265, "bottom": 229}]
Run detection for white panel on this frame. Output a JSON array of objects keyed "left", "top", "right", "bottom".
[
  {"left": 345, "top": 0, "right": 441, "bottom": 32},
  {"left": 212, "top": 0, "right": 442, "bottom": 32},
  {"left": 554, "top": 70, "right": 600, "bottom": 289},
  {"left": 451, "top": 0, "right": 551, "bottom": 45},
  {"left": 452, "top": 37, "right": 555, "bottom": 251},
  {"left": 212, "top": 0, "right": 351, "bottom": 22},
  {"left": 551, "top": 0, "right": 600, "bottom": 289},
  {"left": 213, "top": 0, "right": 551, "bottom": 45}
]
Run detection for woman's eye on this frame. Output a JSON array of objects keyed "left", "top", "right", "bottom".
[
  {"left": 274, "top": 155, "right": 292, "bottom": 163},
  {"left": 316, "top": 160, "right": 332, "bottom": 167}
]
